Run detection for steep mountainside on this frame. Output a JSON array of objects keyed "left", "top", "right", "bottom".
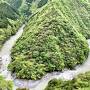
[
  {"left": 6, "top": 0, "right": 22, "bottom": 10},
  {"left": 9, "top": 0, "right": 89, "bottom": 80},
  {"left": 0, "top": 2, "right": 23, "bottom": 49},
  {"left": 0, "top": 0, "right": 48, "bottom": 50},
  {"left": 0, "top": 2, "right": 19, "bottom": 28},
  {"left": 6, "top": 0, "right": 48, "bottom": 17}
]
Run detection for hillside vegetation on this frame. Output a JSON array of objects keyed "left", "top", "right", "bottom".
[
  {"left": 0, "top": 76, "right": 13, "bottom": 90},
  {"left": 0, "top": 2, "right": 19, "bottom": 28},
  {"left": 45, "top": 72, "right": 90, "bottom": 90},
  {"left": 6, "top": 0, "right": 48, "bottom": 18},
  {"left": 9, "top": 0, "right": 90, "bottom": 80},
  {"left": 0, "top": 1, "right": 23, "bottom": 50},
  {"left": 0, "top": 19, "right": 23, "bottom": 49},
  {"left": 0, "top": 0, "right": 48, "bottom": 51}
]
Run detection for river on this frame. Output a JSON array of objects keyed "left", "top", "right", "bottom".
[{"left": 0, "top": 25, "right": 90, "bottom": 90}]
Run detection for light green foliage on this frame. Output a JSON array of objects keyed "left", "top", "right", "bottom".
[
  {"left": 0, "top": 18, "right": 23, "bottom": 50},
  {"left": 45, "top": 72, "right": 90, "bottom": 90},
  {"left": 53, "top": 0, "right": 90, "bottom": 39},
  {"left": 19, "top": 0, "right": 48, "bottom": 17},
  {"left": 31, "top": 1, "right": 38, "bottom": 13},
  {"left": 8, "top": 60, "right": 46, "bottom": 79},
  {"left": 0, "top": 75, "right": 13, "bottom": 90},
  {"left": 9, "top": 0, "right": 89, "bottom": 80}
]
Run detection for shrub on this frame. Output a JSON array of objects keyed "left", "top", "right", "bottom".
[
  {"left": 0, "top": 75, "right": 13, "bottom": 90},
  {"left": 45, "top": 72, "right": 90, "bottom": 90}
]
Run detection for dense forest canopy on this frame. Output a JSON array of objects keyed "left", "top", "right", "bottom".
[
  {"left": 45, "top": 72, "right": 90, "bottom": 90},
  {"left": 6, "top": 0, "right": 22, "bottom": 10},
  {"left": 0, "top": 2, "right": 19, "bottom": 28},
  {"left": 0, "top": 0, "right": 47, "bottom": 49},
  {"left": 8, "top": 0, "right": 90, "bottom": 80},
  {"left": 0, "top": 0, "right": 90, "bottom": 89},
  {"left": 0, "top": 0, "right": 49, "bottom": 25}
]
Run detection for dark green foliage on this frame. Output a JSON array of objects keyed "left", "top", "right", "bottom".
[
  {"left": 26, "top": 0, "right": 33, "bottom": 4},
  {"left": 0, "top": 0, "right": 24, "bottom": 50},
  {"left": 0, "top": 76, "right": 13, "bottom": 90},
  {"left": 0, "top": 2, "right": 19, "bottom": 28},
  {"left": 16, "top": 88, "right": 29, "bottom": 90},
  {"left": 0, "top": 18, "right": 9, "bottom": 28},
  {"left": 9, "top": 0, "right": 89, "bottom": 80},
  {"left": 0, "top": 3, "right": 19, "bottom": 19},
  {"left": 45, "top": 72, "right": 90, "bottom": 90},
  {"left": 7, "top": 0, "right": 22, "bottom": 10},
  {"left": 0, "top": 17, "right": 23, "bottom": 50},
  {"left": 37, "top": 0, "right": 48, "bottom": 8},
  {"left": 18, "top": 0, "right": 33, "bottom": 17},
  {"left": 0, "top": 0, "right": 40, "bottom": 49},
  {"left": 20, "top": 0, "right": 48, "bottom": 17}
]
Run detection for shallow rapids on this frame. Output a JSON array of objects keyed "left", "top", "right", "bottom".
[{"left": 0, "top": 25, "right": 90, "bottom": 90}]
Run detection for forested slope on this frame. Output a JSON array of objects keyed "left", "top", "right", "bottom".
[
  {"left": 0, "top": 1, "right": 23, "bottom": 50},
  {"left": 0, "top": 2, "right": 19, "bottom": 28},
  {"left": 0, "top": 0, "right": 49, "bottom": 50},
  {"left": 45, "top": 72, "right": 90, "bottom": 90},
  {"left": 9, "top": 0, "right": 90, "bottom": 80}
]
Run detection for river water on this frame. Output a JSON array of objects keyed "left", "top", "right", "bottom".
[{"left": 0, "top": 25, "right": 90, "bottom": 90}]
